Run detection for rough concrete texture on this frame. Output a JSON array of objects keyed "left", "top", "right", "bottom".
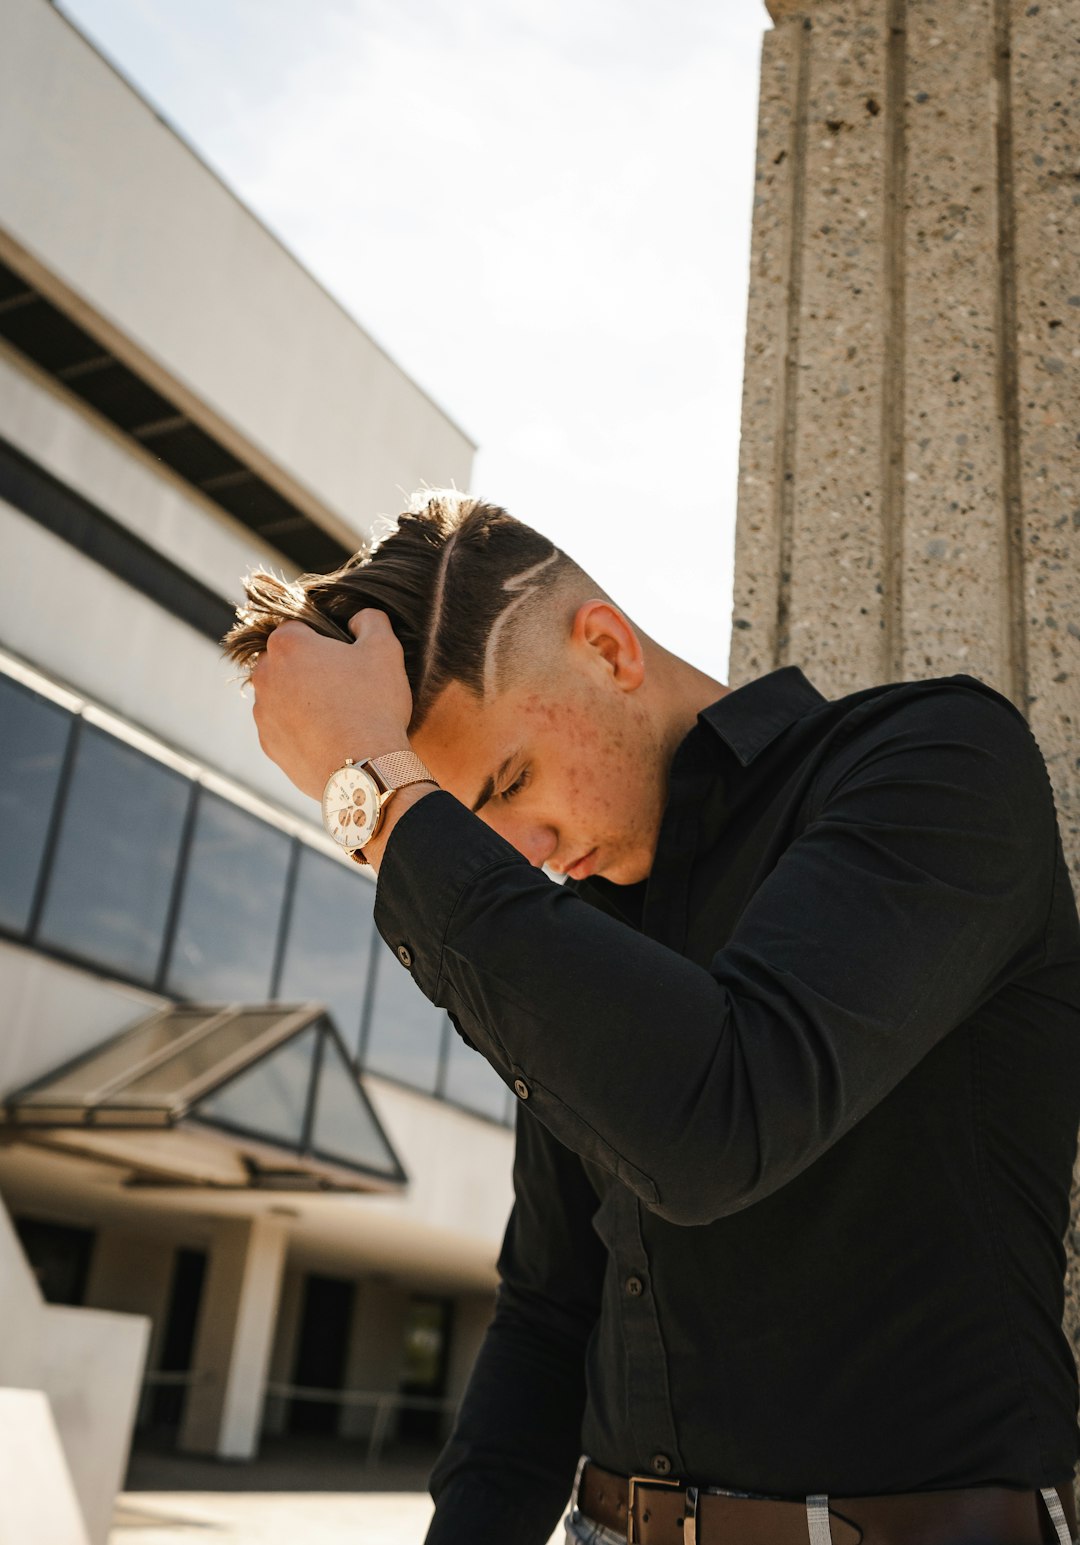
[{"left": 734, "top": 0, "right": 1080, "bottom": 1488}]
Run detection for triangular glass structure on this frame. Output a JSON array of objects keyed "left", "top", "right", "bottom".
[
  {"left": 309, "top": 1030, "right": 406, "bottom": 1173},
  {"left": 0, "top": 1003, "right": 405, "bottom": 1192}
]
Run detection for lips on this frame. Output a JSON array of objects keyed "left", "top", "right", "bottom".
[{"left": 565, "top": 848, "right": 598, "bottom": 881}]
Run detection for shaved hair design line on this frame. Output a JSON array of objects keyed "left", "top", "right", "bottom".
[
  {"left": 220, "top": 492, "right": 603, "bottom": 731},
  {"left": 481, "top": 548, "right": 561, "bottom": 698}
]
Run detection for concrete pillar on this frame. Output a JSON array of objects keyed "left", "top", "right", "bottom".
[
  {"left": 261, "top": 1265, "right": 304, "bottom": 1438},
  {"left": 178, "top": 1215, "right": 286, "bottom": 1460},
  {"left": 83, "top": 1227, "right": 174, "bottom": 1427},
  {"left": 735, "top": 0, "right": 1080, "bottom": 1455},
  {"left": 441, "top": 1293, "right": 495, "bottom": 1441},
  {"left": 339, "top": 1279, "right": 409, "bottom": 1441}
]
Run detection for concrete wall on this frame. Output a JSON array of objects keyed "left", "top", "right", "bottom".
[
  {"left": 735, "top": 0, "right": 1080, "bottom": 1477},
  {"left": 0, "top": 343, "right": 291, "bottom": 605},
  {"left": 0, "top": 0, "right": 474, "bottom": 547},
  {"left": 0, "top": 1198, "right": 149, "bottom": 1545}
]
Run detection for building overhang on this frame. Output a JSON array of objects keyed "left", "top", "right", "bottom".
[{"left": 0, "top": 1003, "right": 407, "bottom": 1195}]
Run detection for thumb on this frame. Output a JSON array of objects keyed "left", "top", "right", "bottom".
[{"left": 347, "top": 608, "right": 376, "bottom": 640}]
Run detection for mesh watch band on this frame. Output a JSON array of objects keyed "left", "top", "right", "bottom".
[
  {"left": 349, "top": 750, "right": 437, "bottom": 867},
  {"left": 366, "top": 750, "right": 436, "bottom": 792}
]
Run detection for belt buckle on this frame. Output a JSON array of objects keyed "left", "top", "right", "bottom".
[{"left": 626, "top": 1473, "right": 683, "bottom": 1545}]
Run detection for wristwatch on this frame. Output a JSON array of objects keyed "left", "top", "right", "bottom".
[{"left": 321, "top": 750, "right": 437, "bottom": 865}]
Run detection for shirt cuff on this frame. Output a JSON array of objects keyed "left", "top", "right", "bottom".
[{"left": 373, "top": 788, "right": 527, "bottom": 1001}]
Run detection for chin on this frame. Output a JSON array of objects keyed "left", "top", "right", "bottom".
[{"left": 603, "top": 854, "right": 649, "bottom": 886}]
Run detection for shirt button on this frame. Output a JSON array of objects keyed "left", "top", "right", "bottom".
[
  {"left": 625, "top": 1276, "right": 644, "bottom": 1297},
  {"left": 513, "top": 1078, "right": 530, "bottom": 1100},
  {"left": 396, "top": 944, "right": 413, "bottom": 968},
  {"left": 651, "top": 1453, "right": 672, "bottom": 1476}
]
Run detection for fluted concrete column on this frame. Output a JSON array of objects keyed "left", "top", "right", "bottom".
[{"left": 733, "top": 0, "right": 1080, "bottom": 1453}]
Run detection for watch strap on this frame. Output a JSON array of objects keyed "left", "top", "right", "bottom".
[
  {"left": 363, "top": 750, "right": 436, "bottom": 793},
  {"left": 349, "top": 750, "right": 437, "bottom": 867}
]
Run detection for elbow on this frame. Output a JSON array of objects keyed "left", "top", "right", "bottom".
[
  {"left": 631, "top": 1158, "right": 752, "bottom": 1226},
  {"left": 644, "top": 1183, "right": 750, "bottom": 1228},
  {"left": 635, "top": 1141, "right": 806, "bottom": 1227}
]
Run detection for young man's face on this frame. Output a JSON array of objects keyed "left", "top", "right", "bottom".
[{"left": 411, "top": 638, "right": 668, "bottom": 886}]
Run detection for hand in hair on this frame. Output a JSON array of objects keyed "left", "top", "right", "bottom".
[{"left": 249, "top": 608, "right": 414, "bottom": 801}]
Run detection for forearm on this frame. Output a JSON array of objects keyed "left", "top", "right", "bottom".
[
  {"left": 426, "top": 1110, "right": 603, "bottom": 1545},
  {"left": 424, "top": 1293, "right": 588, "bottom": 1545},
  {"left": 374, "top": 688, "right": 1050, "bottom": 1224},
  {"left": 360, "top": 780, "right": 437, "bottom": 870}
]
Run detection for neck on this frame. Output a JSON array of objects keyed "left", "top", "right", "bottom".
[{"left": 645, "top": 641, "right": 731, "bottom": 765}]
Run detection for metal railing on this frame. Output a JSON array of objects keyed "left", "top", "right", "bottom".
[
  {"left": 140, "top": 1369, "right": 456, "bottom": 1465},
  {"left": 264, "top": 1382, "right": 459, "bottom": 1464}
]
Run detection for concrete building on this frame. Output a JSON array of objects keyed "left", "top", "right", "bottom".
[
  {"left": 0, "top": 1, "right": 512, "bottom": 1539},
  {"left": 731, "top": 0, "right": 1080, "bottom": 1465}
]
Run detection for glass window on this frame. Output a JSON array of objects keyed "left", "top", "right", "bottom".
[
  {"left": 0, "top": 678, "right": 71, "bottom": 934},
  {"left": 309, "top": 1030, "right": 402, "bottom": 1176},
  {"left": 195, "top": 1025, "right": 317, "bottom": 1145},
  {"left": 276, "top": 847, "right": 376, "bottom": 1056},
  {"left": 166, "top": 790, "right": 290, "bottom": 1000},
  {"left": 37, "top": 724, "right": 190, "bottom": 982},
  {"left": 362, "top": 947, "right": 446, "bottom": 1094},
  {"left": 18, "top": 1006, "right": 217, "bottom": 1107},
  {"left": 441, "top": 1020, "right": 510, "bottom": 1122},
  {"left": 120, "top": 1009, "right": 287, "bottom": 1102}
]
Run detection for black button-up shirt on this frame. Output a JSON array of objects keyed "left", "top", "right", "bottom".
[{"left": 373, "top": 665, "right": 1080, "bottom": 1545}]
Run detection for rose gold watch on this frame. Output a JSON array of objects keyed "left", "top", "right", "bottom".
[{"left": 320, "top": 751, "right": 437, "bottom": 865}]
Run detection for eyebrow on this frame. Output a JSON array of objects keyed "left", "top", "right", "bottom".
[{"left": 471, "top": 751, "right": 521, "bottom": 814}]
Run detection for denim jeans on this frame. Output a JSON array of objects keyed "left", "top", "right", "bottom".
[{"left": 562, "top": 1505, "right": 626, "bottom": 1544}]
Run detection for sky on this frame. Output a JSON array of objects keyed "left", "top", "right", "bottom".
[{"left": 56, "top": 0, "right": 768, "bottom": 682}]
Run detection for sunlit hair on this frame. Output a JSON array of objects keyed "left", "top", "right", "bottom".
[{"left": 221, "top": 490, "right": 596, "bottom": 729}]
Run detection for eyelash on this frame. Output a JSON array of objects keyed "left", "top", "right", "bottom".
[{"left": 500, "top": 767, "right": 530, "bottom": 802}]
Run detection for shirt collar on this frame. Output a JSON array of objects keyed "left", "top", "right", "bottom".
[{"left": 698, "top": 664, "right": 829, "bottom": 767}]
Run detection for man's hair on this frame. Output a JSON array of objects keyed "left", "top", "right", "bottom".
[{"left": 221, "top": 491, "right": 604, "bottom": 728}]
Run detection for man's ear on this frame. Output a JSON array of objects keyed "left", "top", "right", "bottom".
[{"left": 570, "top": 600, "right": 645, "bottom": 691}]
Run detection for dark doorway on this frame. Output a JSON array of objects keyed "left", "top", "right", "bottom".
[
  {"left": 398, "top": 1296, "right": 453, "bottom": 1444},
  {"left": 148, "top": 1247, "right": 207, "bottom": 1428},
  {"left": 14, "top": 1216, "right": 94, "bottom": 1305},
  {"left": 289, "top": 1273, "right": 354, "bottom": 1435}
]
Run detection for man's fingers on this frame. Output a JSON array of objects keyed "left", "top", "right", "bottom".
[
  {"left": 267, "top": 619, "right": 313, "bottom": 651},
  {"left": 347, "top": 608, "right": 390, "bottom": 640}
]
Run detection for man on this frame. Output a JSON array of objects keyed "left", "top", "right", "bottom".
[{"left": 227, "top": 492, "right": 1080, "bottom": 1545}]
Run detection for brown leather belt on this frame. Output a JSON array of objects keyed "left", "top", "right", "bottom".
[{"left": 577, "top": 1458, "right": 1078, "bottom": 1545}]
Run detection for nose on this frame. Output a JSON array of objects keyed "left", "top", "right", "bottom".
[{"left": 485, "top": 810, "right": 557, "bottom": 869}]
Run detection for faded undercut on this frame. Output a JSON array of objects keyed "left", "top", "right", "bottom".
[{"left": 220, "top": 491, "right": 606, "bottom": 729}]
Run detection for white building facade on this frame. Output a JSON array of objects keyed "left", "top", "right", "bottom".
[{"left": 0, "top": 2, "right": 513, "bottom": 1538}]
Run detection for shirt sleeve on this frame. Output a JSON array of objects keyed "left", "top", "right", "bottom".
[
  {"left": 375, "top": 681, "right": 1056, "bottom": 1225},
  {"left": 424, "top": 1105, "right": 605, "bottom": 1545}
]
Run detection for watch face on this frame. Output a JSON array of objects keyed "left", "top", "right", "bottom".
[{"left": 322, "top": 764, "right": 380, "bottom": 851}]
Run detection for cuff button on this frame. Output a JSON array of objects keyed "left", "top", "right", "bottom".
[
  {"left": 513, "top": 1078, "right": 530, "bottom": 1100},
  {"left": 396, "top": 944, "right": 413, "bottom": 968}
]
